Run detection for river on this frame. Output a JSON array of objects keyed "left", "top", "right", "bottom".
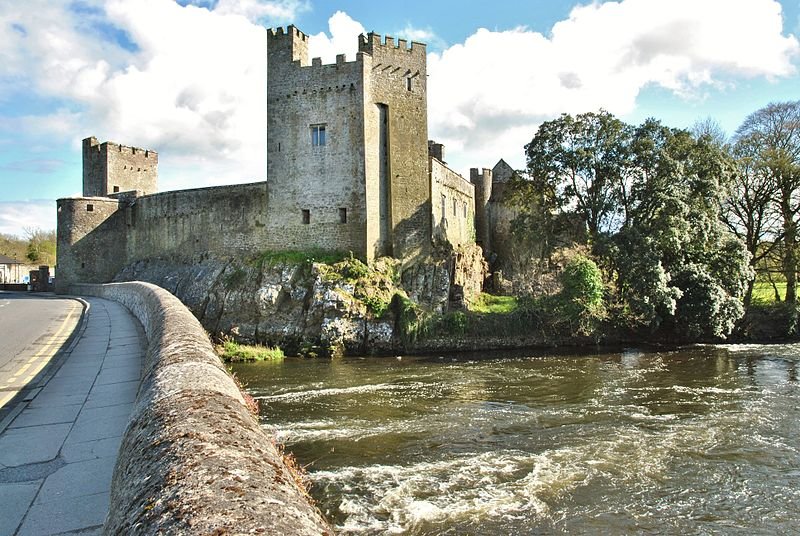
[{"left": 231, "top": 344, "right": 800, "bottom": 534}]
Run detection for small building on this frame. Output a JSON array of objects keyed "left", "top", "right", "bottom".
[{"left": 0, "top": 254, "right": 30, "bottom": 284}]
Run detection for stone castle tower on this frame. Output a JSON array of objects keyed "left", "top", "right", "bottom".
[
  {"left": 82, "top": 136, "right": 158, "bottom": 197},
  {"left": 57, "top": 26, "right": 481, "bottom": 293},
  {"left": 266, "top": 26, "right": 431, "bottom": 261}
]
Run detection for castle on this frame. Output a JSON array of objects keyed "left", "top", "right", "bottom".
[{"left": 56, "top": 26, "right": 516, "bottom": 293}]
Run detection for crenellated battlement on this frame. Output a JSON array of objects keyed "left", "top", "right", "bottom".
[
  {"left": 267, "top": 24, "right": 310, "bottom": 69},
  {"left": 358, "top": 32, "right": 426, "bottom": 56},
  {"left": 84, "top": 138, "right": 156, "bottom": 159},
  {"left": 267, "top": 25, "right": 309, "bottom": 42}
]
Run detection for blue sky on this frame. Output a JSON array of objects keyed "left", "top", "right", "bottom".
[{"left": 1, "top": 0, "right": 799, "bottom": 237}]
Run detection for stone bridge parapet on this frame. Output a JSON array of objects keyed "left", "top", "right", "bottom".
[{"left": 71, "top": 282, "right": 330, "bottom": 535}]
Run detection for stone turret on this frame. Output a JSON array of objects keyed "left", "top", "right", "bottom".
[
  {"left": 470, "top": 167, "right": 493, "bottom": 255},
  {"left": 266, "top": 25, "right": 310, "bottom": 73}
]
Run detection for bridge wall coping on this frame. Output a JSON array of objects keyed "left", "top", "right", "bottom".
[{"left": 71, "top": 281, "right": 330, "bottom": 535}]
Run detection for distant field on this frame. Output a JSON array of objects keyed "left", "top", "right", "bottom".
[{"left": 751, "top": 280, "right": 787, "bottom": 304}]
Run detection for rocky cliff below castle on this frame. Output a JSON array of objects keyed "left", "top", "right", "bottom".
[{"left": 114, "top": 245, "right": 487, "bottom": 356}]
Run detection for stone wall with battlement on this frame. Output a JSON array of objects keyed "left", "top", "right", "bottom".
[
  {"left": 58, "top": 26, "right": 476, "bottom": 290},
  {"left": 362, "top": 32, "right": 430, "bottom": 262},
  {"left": 58, "top": 179, "right": 368, "bottom": 290},
  {"left": 267, "top": 28, "right": 369, "bottom": 260},
  {"left": 267, "top": 26, "right": 431, "bottom": 263},
  {"left": 82, "top": 137, "right": 157, "bottom": 197}
]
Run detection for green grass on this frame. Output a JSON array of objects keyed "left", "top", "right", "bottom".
[
  {"left": 218, "top": 340, "right": 284, "bottom": 362},
  {"left": 752, "top": 280, "right": 787, "bottom": 304},
  {"left": 469, "top": 293, "right": 519, "bottom": 314}
]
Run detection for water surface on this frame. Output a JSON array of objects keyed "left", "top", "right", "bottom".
[{"left": 232, "top": 345, "right": 800, "bottom": 534}]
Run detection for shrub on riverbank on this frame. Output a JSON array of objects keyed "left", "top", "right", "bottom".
[{"left": 218, "top": 340, "right": 285, "bottom": 362}]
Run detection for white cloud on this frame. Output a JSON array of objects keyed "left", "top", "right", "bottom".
[
  {"left": 0, "top": 200, "right": 57, "bottom": 237},
  {"left": 428, "top": 0, "right": 800, "bottom": 174},
  {"left": 394, "top": 24, "right": 446, "bottom": 51},
  {"left": 308, "top": 11, "right": 365, "bottom": 63},
  {"left": 212, "top": 0, "right": 309, "bottom": 23},
  {"left": 0, "top": 0, "right": 302, "bottom": 193}
]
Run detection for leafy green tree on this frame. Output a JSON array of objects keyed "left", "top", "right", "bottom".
[
  {"left": 515, "top": 112, "right": 751, "bottom": 340},
  {"left": 535, "top": 251, "right": 607, "bottom": 337},
  {"left": 524, "top": 110, "right": 631, "bottom": 239},
  {"left": 609, "top": 122, "right": 750, "bottom": 337},
  {"left": 733, "top": 101, "right": 800, "bottom": 303},
  {"left": 24, "top": 228, "right": 57, "bottom": 266},
  {"left": 560, "top": 254, "right": 605, "bottom": 317}
]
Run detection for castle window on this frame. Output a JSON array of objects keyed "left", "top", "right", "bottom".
[
  {"left": 441, "top": 194, "right": 446, "bottom": 220},
  {"left": 339, "top": 208, "right": 347, "bottom": 224},
  {"left": 311, "top": 124, "right": 326, "bottom": 146},
  {"left": 453, "top": 199, "right": 457, "bottom": 216},
  {"left": 86, "top": 204, "right": 94, "bottom": 212},
  {"left": 406, "top": 77, "right": 412, "bottom": 91},
  {"left": 463, "top": 202, "right": 467, "bottom": 218},
  {"left": 302, "top": 209, "right": 310, "bottom": 224},
  {"left": 113, "top": 185, "right": 120, "bottom": 193}
]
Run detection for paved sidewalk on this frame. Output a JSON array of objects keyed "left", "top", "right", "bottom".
[{"left": 0, "top": 297, "right": 145, "bottom": 536}]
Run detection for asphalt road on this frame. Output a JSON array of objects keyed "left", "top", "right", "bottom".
[{"left": 0, "top": 291, "right": 82, "bottom": 411}]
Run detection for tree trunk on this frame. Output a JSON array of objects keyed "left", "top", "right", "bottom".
[
  {"left": 744, "top": 278, "right": 754, "bottom": 309},
  {"left": 784, "top": 227, "right": 797, "bottom": 304},
  {"left": 781, "top": 189, "right": 797, "bottom": 304}
]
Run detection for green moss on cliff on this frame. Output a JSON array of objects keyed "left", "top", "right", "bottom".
[
  {"left": 251, "top": 249, "right": 349, "bottom": 270},
  {"left": 318, "top": 256, "right": 399, "bottom": 319}
]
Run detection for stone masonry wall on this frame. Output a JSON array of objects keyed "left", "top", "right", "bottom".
[
  {"left": 430, "top": 158, "right": 475, "bottom": 247},
  {"left": 71, "top": 281, "right": 330, "bottom": 535},
  {"left": 360, "top": 33, "right": 431, "bottom": 262},
  {"left": 487, "top": 181, "right": 519, "bottom": 269},
  {"left": 128, "top": 182, "right": 273, "bottom": 262},
  {"left": 267, "top": 27, "right": 369, "bottom": 259},
  {"left": 471, "top": 168, "right": 493, "bottom": 255},
  {"left": 56, "top": 197, "right": 127, "bottom": 293}
]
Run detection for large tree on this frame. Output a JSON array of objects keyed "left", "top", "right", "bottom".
[
  {"left": 733, "top": 101, "right": 800, "bottom": 303},
  {"left": 517, "top": 112, "right": 751, "bottom": 340},
  {"left": 609, "top": 121, "right": 748, "bottom": 338},
  {"left": 524, "top": 110, "right": 631, "bottom": 239},
  {"left": 24, "top": 228, "right": 56, "bottom": 266},
  {"left": 722, "top": 134, "right": 782, "bottom": 306}
]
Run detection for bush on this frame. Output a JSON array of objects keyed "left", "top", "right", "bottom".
[
  {"left": 672, "top": 264, "right": 744, "bottom": 340},
  {"left": 547, "top": 254, "right": 607, "bottom": 336},
  {"left": 442, "top": 310, "right": 469, "bottom": 335},
  {"left": 218, "top": 340, "right": 285, "bottom": 362},
  {"left": 470, "top": 293, "right": 519, "bottom": 314},
  {"left": 561, "top": 255, "right": 604, "bottom": 315}
]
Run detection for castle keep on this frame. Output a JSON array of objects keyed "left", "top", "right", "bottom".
[{"left": 57, "top": 26, "right": 513, "bottom": 292}]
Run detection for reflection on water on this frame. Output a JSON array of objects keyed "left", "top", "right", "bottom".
[{"left": 232, "top": 345, "right": 800, "bottom": 535}]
